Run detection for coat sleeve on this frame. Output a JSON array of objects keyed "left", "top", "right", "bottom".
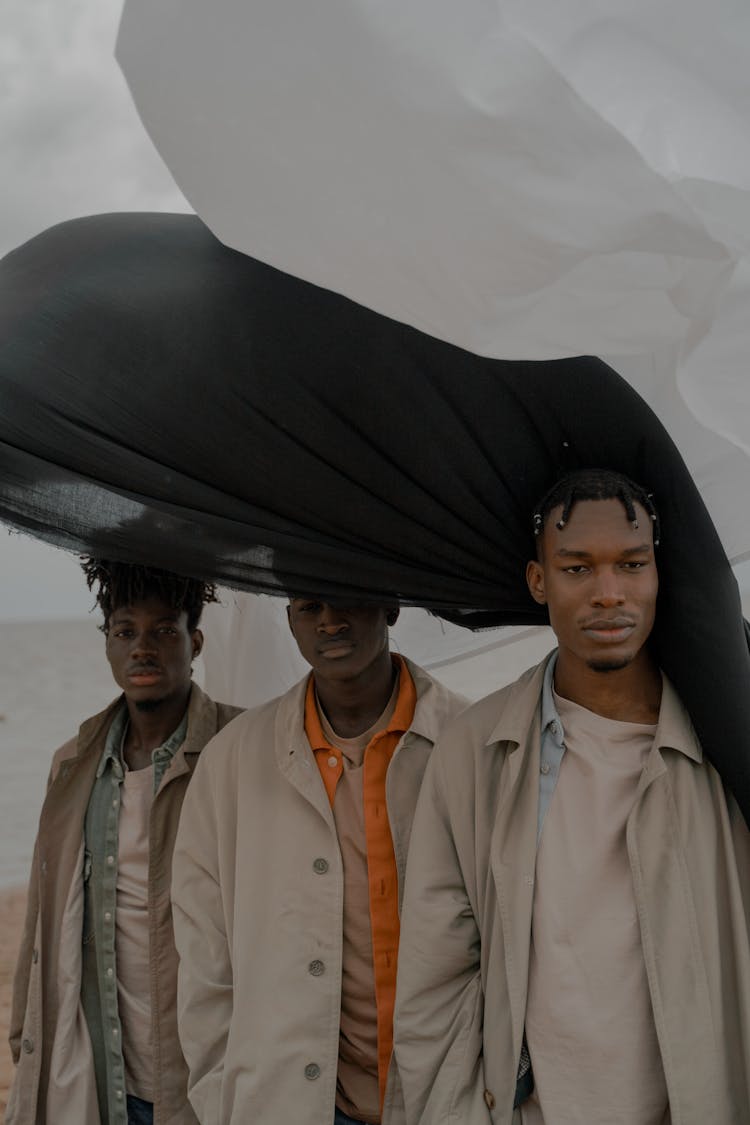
[
  {"left": 9, "top": 750, "right": 64, "bottom": 1066},
  {"left": 171, "top": 745, "right": 234, "bottom": 1124},
  {"left": 393, "top": 745, "right": 492, "bottom": 1125}
]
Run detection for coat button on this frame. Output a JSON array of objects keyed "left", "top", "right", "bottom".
[
  {"left": 312, "top": 858, "right": 329, "bottom": 874},
  {"left": 304, "top": 1062, "right": 321, "bottom": 1080},
  {"left": 22, "top": 1038, "right": 34, "bottom": 1054},
  {"left": 308, "top": 959, "right": 325, "bottom": 977},
  {"left": 483, "top": 1088, "right": 496, "bottom": 1109}
]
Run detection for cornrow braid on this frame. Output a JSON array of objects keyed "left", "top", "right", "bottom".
[
  {"left": 533, "top": 468, "right": 660, "bottom": 546},
  {"left": 80, "top": 558, "right": 219, "bottom": 632}
]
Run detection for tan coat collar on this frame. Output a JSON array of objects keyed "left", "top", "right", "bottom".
[{"left": 483, "top": 652, "right": 702, "bottom": 765}]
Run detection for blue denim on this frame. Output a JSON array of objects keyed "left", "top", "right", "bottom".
[
  {"left": 334, "top": 1110, "right": 367, "bottom": 1125},
  {"left": 126, "top": 1095, "right": 154, "bottom": 1125}
]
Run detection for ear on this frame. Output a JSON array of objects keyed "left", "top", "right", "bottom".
[
  {"left": 526, "top": 560, "right": 547, "bottom": 605},
  {"left": 286, "top": 603, "right": 295, "bottom": 637},
  {"left": 191, "top": 629, "right": 204, "bottom": 658},
  {"left": 386, "top": 608, "right": 400, "bottom": 627}
]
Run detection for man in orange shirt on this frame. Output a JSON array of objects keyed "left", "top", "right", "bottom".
[{"left": 172, "top": 598, "right": 466, "bottom": 1125}]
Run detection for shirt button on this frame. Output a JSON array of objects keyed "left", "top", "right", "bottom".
[
  {"left": 540, "top": 762, "right": 551, "bottom": 775},
  {"left": 104, "top": 912, "right": 112, "bottom": 922},
  {"left": 308, "top": 959, "right": 325, "bottom": 977},
  {"left": 304, "top": 1062, "right": 321, "bottom": 1080},
  {"left": 484, "top": 1089, "right": 496, "bottom": 1109},
  {"left": 116, "top": 1090, "right": 123, "bottom": 1101},
  {"left": 106, "top": 855, "right": 115, "bottom": 866},
  {"left": 312, "top": 858, "right": 329, "bottom": 874},
  {"left": 550, "top": 721, "right": 561, "bottom": 736},
  {"left": 112, "top": 799, "right": 118, "bottom": 808},
  {"left": 21, "top": 1038, "right": 34, "bottom": 1054},
  {"left": 107, "top": 968, "right": 114, "bottom": 978},
  {"left": 112, "top": 1027, "right": 119, "bottom": 1037},
  {"left": 327, "top": 755, "right": 337, "bottom": 768}
]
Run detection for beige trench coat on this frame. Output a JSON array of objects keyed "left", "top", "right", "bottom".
[
  {"left": 394, "top": 655, "right": 750, "bottom": 1125},
  {"left": 7, "top": 684, "right": 242, "bottom": 1125},
  {"left": 171, "top": 659, "right": 466, "bottom": 1125}
]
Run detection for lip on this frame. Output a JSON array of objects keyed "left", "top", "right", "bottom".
[
  {"left": 581, "top": 617, "right": 636, "bottom": 643},
  {"left": 127, "top": 668, "right": 163, "bottom": 684},
  {"left": 318, "top": 641, "right": 355, "bottom": 659}
]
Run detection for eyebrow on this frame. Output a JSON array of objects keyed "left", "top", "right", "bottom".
[
  {"left": 553, "top": 544, "right": 653, "bottom": 559},
  {"left": 110, "top": 612, "right": 180, "bottom": 624}
]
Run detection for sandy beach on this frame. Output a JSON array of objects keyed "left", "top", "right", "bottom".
[{"left": 0, "top": 886, "right": 26, "bottom": 1116}]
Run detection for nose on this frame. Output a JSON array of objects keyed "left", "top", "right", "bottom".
[
  {"left": 316, "top": 604, "right": 349, "bottom": 634},
  {"left": 131, "top": 630, "right": 159, "bottom": 657},
  {"left": 591, "top": 569, "right": 626, "bottom": 608}
]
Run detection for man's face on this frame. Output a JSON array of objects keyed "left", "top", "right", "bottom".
[
  {"left": 526, "top": 498, "right": 658, "bottom": 674},
  {"left": 287, "top": 598, "right": 398, "bottom": 684},
  {"left": 105, "top": 595, "right": 202, "bottom": 710}
]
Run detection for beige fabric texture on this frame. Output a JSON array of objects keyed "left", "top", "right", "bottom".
[
  {"left": 171, "top": 660, "right": 467, "bottom": 1125},
  {"left": 7, "top": 684, "right": 242, "bottom": 1125},
  {"left": 117, "top": 762, "right": 155, "bottom": 1101},
  {"left": 394, "top": 655, "right": 750, "bottom": 1125},
  {"left": 521, "top": 693, "right": 668, "bottom": 1125}
]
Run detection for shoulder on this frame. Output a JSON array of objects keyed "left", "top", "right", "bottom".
[
  {"left": 49, "top": 698, "right": 123, "bottom": 778},
  {"left": 430, "top": 657, "right": 550, "bottom": 764},
  {"left": 196, "top": 678, "right": 307, "bottom": 763},
  {"left": 406, "top": 658, "right": 468, "bottom": 718}
]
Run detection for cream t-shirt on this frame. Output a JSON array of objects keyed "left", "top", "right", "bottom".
[{"left": 521, "top": 691, "right": 670, "bottom": 1125}]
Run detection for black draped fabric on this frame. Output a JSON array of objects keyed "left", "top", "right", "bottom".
[{"left": 1, "top": 212, "right": 748, "bottom": 821}]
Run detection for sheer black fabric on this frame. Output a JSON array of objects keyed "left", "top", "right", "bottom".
[{"left": 1, "top": 212, "right": 748, "bottom": 819}]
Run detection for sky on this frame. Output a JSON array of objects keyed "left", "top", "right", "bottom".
[{"left": 1, "top": 0, "right": 188, "bottom": 620}]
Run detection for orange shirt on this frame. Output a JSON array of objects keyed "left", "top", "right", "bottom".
[{"left": 305, "top": 655, "right": 417, "bottom": 1113}]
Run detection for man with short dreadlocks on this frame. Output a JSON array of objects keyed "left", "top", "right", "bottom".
[
  {"left": 394, "top": 468, "right": 750, "bottom": 1125},
  {"left": 8, "top": 561, "right": 242, "bottom": 1125}
]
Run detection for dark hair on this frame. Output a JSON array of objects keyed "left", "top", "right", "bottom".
[
  {"left": 81, "top": 558, "right": 219, "bottom": 632},
  {"left": 532, "top": 468, "right": 660, "bottom": 546}
]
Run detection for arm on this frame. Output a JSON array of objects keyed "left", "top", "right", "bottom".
[
  {"left": 171, "top": 748, "right": 234, "bottom": 1124},
  {"left": 9, "top": 842, "right": 41, "bottom": 1064},
  {"left": 394, "top": 747, "right": 491, "bottom": 1125}
]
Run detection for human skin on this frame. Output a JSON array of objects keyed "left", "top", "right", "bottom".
[
  {"left": 105, "top": 595, "right": 203, "bottom": 770},
  {"left": 287, "top": 598, "right": 400, "bottom": 737},
  {"left": 526, "top": 498, "right": 662, "bottom": 723}
]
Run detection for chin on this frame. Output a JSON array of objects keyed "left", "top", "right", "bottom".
[
  {"left": 586, "top": 655, "right": 633, "bottom": 674},
  {"left": 133, "top": 696, "right": 168, "bottom": 713}
]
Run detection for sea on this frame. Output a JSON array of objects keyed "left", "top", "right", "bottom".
[{"left": 0, "top": 618, "right": 116, "bottom": 889}]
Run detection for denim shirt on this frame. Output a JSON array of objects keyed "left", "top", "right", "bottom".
[
  {"left": 81, "top": 703, "right": 188, "bottom": 1125},
  {"left": 538, "top": 652, "right": 566, "bottom": 842}
]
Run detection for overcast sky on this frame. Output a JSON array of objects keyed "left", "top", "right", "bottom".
[{"left": 1, "top": 0, "right": 190, "bottom": 620}]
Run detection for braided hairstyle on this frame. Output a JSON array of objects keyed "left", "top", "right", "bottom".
[
  {"left": 81, "top": 558, "right": 219, "bottom": 632},
  {"left": 532, "top": 468, "right": 660, "bottom": 548}
]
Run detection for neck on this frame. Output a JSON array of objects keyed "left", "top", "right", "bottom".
[
  {"left": 122, "top": 685, "right": 191, "bottom": 770},
  {"left": 314, "top": 654, "right": 397, "bottom": 739},
  {"left": 553, "top": 649, "right": 661, "bottom": 723}
]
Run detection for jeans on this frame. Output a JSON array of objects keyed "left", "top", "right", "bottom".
[
  {"left": 334, "top": 1111, "right": 368, "bottom": 1125},
  {"left": 126, "top": 1094, "right": 154, "bottom": 1125}
]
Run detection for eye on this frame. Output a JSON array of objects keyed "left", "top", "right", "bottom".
[
  {"left": 562, "top": 564, "right": 589, "bottom": 575},
  {"left": 298, "top": 601, "right": 322, "bottom": 614},
  {"left": 622, "top": 560, "right": 648, "bottom": 570},
  {"left": 112, "top": 628, "right": 133, "bottom": 638}
]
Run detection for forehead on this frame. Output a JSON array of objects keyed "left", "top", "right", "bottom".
[
  {"left": 542, "top": 497, "right": 654, "bottom": 554},
  {"left": 108, "top": 596, "right": 185, "bottom": 622}
]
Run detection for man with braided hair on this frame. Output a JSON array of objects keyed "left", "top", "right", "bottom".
[
  {"left": 394, "top": 468, "right": 750, "bottom": 1125},
  {"left": 8, "top": 561, "right": 242, "bottom": 1125}
]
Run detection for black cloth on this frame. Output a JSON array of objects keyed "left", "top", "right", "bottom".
[{"left": 0, "top": 212, "right": 748, "bottom": 821}]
